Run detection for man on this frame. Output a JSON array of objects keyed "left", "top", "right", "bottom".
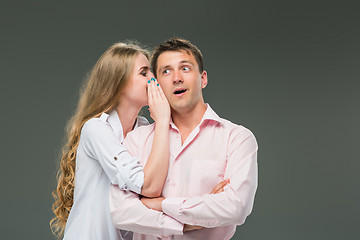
[{"left": 109, "top": 38, "right": 258, "bottom": 240}]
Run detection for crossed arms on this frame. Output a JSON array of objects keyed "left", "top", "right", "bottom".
[{"left": 109, "top": 128, "right": 258, "bottom": 238}]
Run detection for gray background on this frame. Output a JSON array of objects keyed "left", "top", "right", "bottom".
[{"left": 0, "top": 1, "right": 359, "bottom": 239}]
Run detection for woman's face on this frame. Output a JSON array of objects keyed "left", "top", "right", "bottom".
[{"left": 121, "top": 53, "right": 154, "bottom": 107}]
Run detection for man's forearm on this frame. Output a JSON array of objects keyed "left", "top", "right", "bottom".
[
  {"left": 161, "top": 149, "right": 258, "bottom": 228},
  {"left": 109, "top": 185, "right": 183, "bottom": 238}
]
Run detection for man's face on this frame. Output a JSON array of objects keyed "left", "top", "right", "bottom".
[{"left": 156, "top": 50, "right": 207, "bottom": 113}]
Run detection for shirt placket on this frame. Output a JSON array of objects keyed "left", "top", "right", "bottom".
[
  {"left": 168, "top": 130, "right": 182, "bottom": 196},
  {"left": 168, "top": 125, "right": 202, "bottom": 198}
]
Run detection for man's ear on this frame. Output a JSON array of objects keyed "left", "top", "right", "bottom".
[{"left": 201, "top": 70, "right": 208, "bottom": 89}]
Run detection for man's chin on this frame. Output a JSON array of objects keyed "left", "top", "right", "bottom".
[
  {"left": 170, "top": 102, "right": 187, "bottom": 112},
  {"left": 170, "top": 102, "right": 197, "bottom": 115}
]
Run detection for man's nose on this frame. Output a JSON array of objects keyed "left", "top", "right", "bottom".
[{"left": 173, "top": 71, "right": 183, "bottom": 84}]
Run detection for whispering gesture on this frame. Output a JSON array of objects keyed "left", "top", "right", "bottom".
[{"left": 147, "top": 78, "right": 170, "bottom": 125}]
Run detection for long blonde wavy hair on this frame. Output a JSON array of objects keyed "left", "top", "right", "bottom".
[{"left": 50, "top": 42, "right": 149, "bottom": 238}]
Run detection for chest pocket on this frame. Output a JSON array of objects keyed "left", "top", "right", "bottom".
[{"left": 190, "top": 159, "right": 226, "bottom": 195}]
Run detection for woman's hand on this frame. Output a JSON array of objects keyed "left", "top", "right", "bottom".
[{"left": 147, "top": 78, "right": 170, "bottom": 125}]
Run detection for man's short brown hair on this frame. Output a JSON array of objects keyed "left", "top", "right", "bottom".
[{"left": 151, "top": 37, "right": 204, "bottom": 77}]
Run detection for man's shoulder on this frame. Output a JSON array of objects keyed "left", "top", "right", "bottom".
[
  {"left": 206, "top": 104, "right": 254, "bottom": 136},
  {"left": 127, "top": 122, "right": 156, "bottom": 139},
  {"left": 216, "top": 116, "right": 256, "bottom": 141},
  {"left": 218, "top": 116, "right": 250, "bottom": 131}
]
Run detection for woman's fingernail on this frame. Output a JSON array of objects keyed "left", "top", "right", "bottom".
[
  {"left": 148, "top": 80, "right": 150, "bottom": 83},
  {"left": 157, "top": 83, "right": 159, "bottom": 86},
  {"left": 151, "top": 78, "right": 156, "bottom": 81}
]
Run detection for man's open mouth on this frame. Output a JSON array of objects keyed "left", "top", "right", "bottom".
[{"left": 174, "top": 89, "right": 187, "bottom": 95}]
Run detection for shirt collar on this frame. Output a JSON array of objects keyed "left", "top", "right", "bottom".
[
  {"left": 100, "top": 110, "right": 147, "bottom": 142},
  {"left": 100, "top": 110, "right": 124, "bottom": 142},
  {"left": 201, "top": 104, "right": 222, "bottom": 124},
  {"left": 169, "top": 103, "right": 222, "bottom": 130}
]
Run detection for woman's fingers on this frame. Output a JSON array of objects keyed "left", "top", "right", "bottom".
[
  {"left": 147, "top": 79, "right": 154, "bottom": 105},
  {"left": 157, "top": 82, "right": 167, "bottom": 101},
  {"left": 147, "top": 77, "right": 170, "bottom": 124},
  {"left": 153, "top": 78, "right": 163, "bottom": 100},
  {"left": 148, "top": 78, "right": 167, "bottom": 104},
  {"left": 149, "top": 78, "right": 160, "bottom": 101}
]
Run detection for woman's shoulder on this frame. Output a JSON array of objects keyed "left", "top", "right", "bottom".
[{"left": 81, "top": 117, "right": 112, "bottom": 138}]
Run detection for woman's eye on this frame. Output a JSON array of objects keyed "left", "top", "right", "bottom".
[{"left": 140, "top": 71, "right": 147, "bottom": 77}]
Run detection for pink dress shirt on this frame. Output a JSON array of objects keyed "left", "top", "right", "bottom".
[{"left": 109, "top": 104, "right": 258, "bottom": 240}]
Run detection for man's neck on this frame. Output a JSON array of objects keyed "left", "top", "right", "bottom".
[{"left": 172, "top": 101, "right": 207, "bottom": 143}]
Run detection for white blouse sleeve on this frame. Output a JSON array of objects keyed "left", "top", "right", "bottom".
[{"left": 80, "top": 119, "right": 144, "bottom": 194}]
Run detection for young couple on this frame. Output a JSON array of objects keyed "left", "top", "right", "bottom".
[{"left": 51, "top": 38, "right": 258, "bottom": 240}]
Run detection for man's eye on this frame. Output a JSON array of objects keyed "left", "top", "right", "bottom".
[
  {"left": 163, "top": 69, "right": 170, "bottom": 74},
  {"left": 182, "top": 67, "right": 190, "bottom": 71}
]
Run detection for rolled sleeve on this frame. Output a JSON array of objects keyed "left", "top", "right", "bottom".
[
  {"left": 113, "top": 150, "right": 144, "bottom": 194},
  {"left": 81, "top": 119, "right": 144, "bottom": 193}
]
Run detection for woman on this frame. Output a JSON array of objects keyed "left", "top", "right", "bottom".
[{"left": 50, "top": 42, "right": 171, "bottom": 239}]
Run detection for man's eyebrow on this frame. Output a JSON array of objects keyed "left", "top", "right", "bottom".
[
  {"left": 179, "top": 60, "right": 194, "bottom": 66},
  {"left": 158, "top": 65, "right": 171, "bottom": 72},
  {"left": 158, "top": 60, "right": 195, "bottom": 72}
]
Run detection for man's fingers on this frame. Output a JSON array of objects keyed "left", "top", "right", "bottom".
[
  {"left": 210, "top": 179, "right": 230, "bottom": 194},
  {"left": 210, "top": 180, "right": 225, "bottom": 194}
]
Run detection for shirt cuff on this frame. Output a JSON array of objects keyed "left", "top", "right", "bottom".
[
  {"left": 162, "top": 215, "right": 184, "bottom": 236},
  {"left": 162, "top": 197, "right": 186, "bottom": 221},
  {"left": 114, "top": 151, "right": 144, "bottom": 194}
]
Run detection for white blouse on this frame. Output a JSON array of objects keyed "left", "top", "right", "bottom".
[{"left": 63, "top": 110, "right": 148, "bottom": 240}]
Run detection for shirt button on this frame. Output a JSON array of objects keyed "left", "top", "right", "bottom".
[{"left": 114, "top": 157, "right": 118, "bottom": 160}]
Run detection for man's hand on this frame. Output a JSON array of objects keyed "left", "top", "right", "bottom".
[
  {"left": 140, "top": 197, "right": 165, "bottom": 212},
  {"left": 141, "top": 179, "right": 230, "bottom": 231},
  {"left": 210, "top": 178, "right": 230, "bottom": 194},
  {"left": 183, "top": 224, "right": 204, "bottom": 232}
]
